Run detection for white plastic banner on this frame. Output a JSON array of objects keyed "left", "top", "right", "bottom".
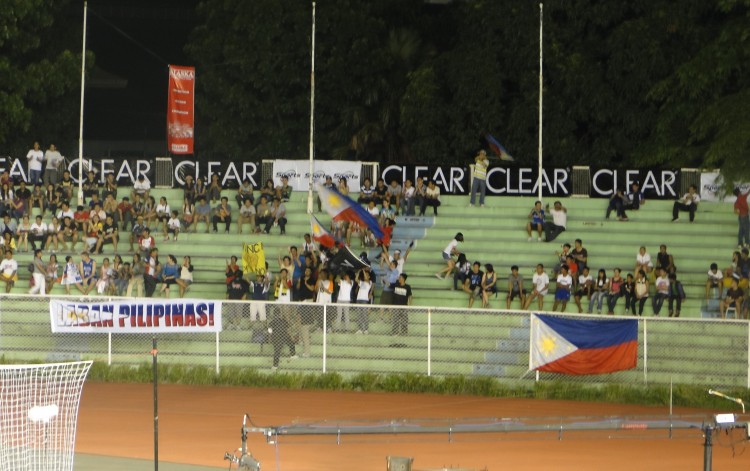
[
  {"left": 49, "top": 299, "right": 222, "bottom": 333},
  {"left": 700, "top": 171, "right": 750, "bottom": 203},
  {"left": 272, "top": 160, "right": 363, "bottom": 192}
]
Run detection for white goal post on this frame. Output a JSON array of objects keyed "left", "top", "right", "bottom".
[{"left": 0, "top": 361, "right": 93, "bottom": 471}]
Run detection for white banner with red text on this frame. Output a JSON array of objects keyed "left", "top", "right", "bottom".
[
  {"left": 272, "top": 160, "right": 363, "bottom": 192},
  {"left": 49, "top": 299, "right": 221, "bottom": 333}
]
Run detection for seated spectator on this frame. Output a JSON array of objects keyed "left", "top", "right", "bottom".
[
  {"left": 655, "top": 244, "right": 676, "bottom": 275},
  {"left": 400, "top": 178, "right": 416, "bottom": 216},
  {"left": 706, "top": 262, "right": 724, "bottom": 299},
  {"left": 84, "top": 214, "right": 103, "bottom": 253},
  {"left": 720, "top": 276, "right": 743, "bottom": 319},
  {"left": 652, "top": 268, "right": 670, "bottom": 315},
  {"left": 45, "top": 253, "right": 59, "bottom": 294},
  {"left": 182, "top": 198, "right": 195, "bottom": 233},
  {"left": 165, "top": 210, "right": 181, "bottom": 242},
  {"left": 131, "top": 174, "right": 151, "bottom": 202},
  {"left": 672, "top": 184, "right": 700, "bottom": 222},
  {"left": 624, "top": 181, "right": 644, "bottom": 211},
  {"left": 237, "top": 198, "right": 257, "bottom": 234},
  {"left": 316, "top": 175, "right": 335, "bottom": 212},
  {"left": 266, "top": 198, "right": 287, "bottom": 235},
  {"left": 138, "top": 227, "right": 156, "bottom": 259},
  {"left": 159, "top": 254, "right": 180, "bottom": 298},
  {"left": 17, "top": 215, "right": 30, "bottom": 252},
  {"left": 0, "top": 232, "right": 16, "bottom": 252},
  {"left": 667, "top": 273, "right": 686, "bottom": 317},
  {"left": 453, "top": 253, "right": 470, "bottom": 291},
  {"left": 276, "top": 176, "right": 293, "bottom": 202},
  {"left": 552, "top": 264, "right": 573, "bottom": 312},
  {"left": 622, "top": 273, "right": 635, "bottom": 315},
  {"left": 183, "top": 175, "right": 196, "bottom": 204},
  {"left": 387, "top": 179, "right": 401, "bottom": 211},
  {"left": 574, "top": 266, "right": 592, "bottom": 313},
  {"left": 571, "top": 239, "right": 588, "bottom": 270},
  {"left": 207, "top": 174, "right": 223, "bottom": 204},
  {"left": 606, "top": 268, "right": 624, "bottom": 314},
  {"left": 175, "top": 256, "right": 194, "bottom": 298},
  {"left": 103, "top": 193, "right": 118, "bottom": 218},
  {"left": 142, "top": 196, "right": 157, "bottom": 227},
  {"left": 543, "top": 201, "right": 567, "bottom": 242},
  {"left": 526, "top": 200, "right": 545, "bottom": 241},
  {"left": 605, "top": 189, "right": 629, "bottom": 221},
  {"left": 95, "top": 214, "right": 118, "bottom": 254},
  {"left": 0, "top": 249, "right": 18, "bottom": 293},
  {"left": 634, "top": 246, "right": 653, "bottom": 276},
  {"left": 29, "top": 183, "right": 44, "bottom": 215},
  {"left": 463, "top": 261, "right": 483, "bottom": 308},
  {"left": 194, "top": 196, "right": 212, "bottom": 233},
  {"left": 420, "top": 180, "right": 441, "bottom": 216},
  {"left": 523, "top": 264, "right": 549, "bottom": 310},
  {"left": 481, "top": 263, "right": 497, "bottom": 308},
  {"left": 505, "top": 265, "right": 526, "bottom": 309},
  {"left": 45, "top": 217, "right": 61, "bottom": 252},
  {"left": 155, "top": 197, "right": 171, "bottom": 233},
  {"left": 43, "top": 184, "right": 60, "bottom": 217},
  {"left": 553, "top": 243, "right": 572, "bottom": 276},
  {"left": 255, "top": 196, "right": 272, "bottom": 234},
  {"left": 235, "top": 178, "right": 255, "bottom": 209},
  {"left": 259, "top": 179, "right": 276, "bottom": 202},
  {"left": 59, "top": 170, "right": 74, "bottom": 202},
  {"left": 129, "top": 215, "right": 147, "bottom": 252},
  {"left": 589, "top": 269, "right": 608, "bottom": 314},
  {"left": 61, "top": 255, "right": 85, "bottom": 295},
  {"left": 57, "top": 216, "right": 78, "bottom": 252},
  {"left": 212, "top": 196, "right": 232, "bottom": 233},
  {"left": 29, "top": 215, "right": 47, "bottom": 252},
  {"left": 78, "top": 251, "right": 97, "bottom": 295},
  {"left": 379, "top": 199, "right": 396, "bottom": 226},
  {"left": 337, "top": 177, "right": 350, "bottom": 196},
  {"left": 102, "top": 173, "right": 118, "bottom": 201},
  {"left": 373, "top": 178, "right": 388, "bottom": 205},
  {"left": 115, "top": 196, "right": 133, "bottom": 231},
  {"left": 82, "top": 170, "right": 100, "bottom": 200},
  {"left": 634, "top": 270, "right": 649, "bottom": 316}
]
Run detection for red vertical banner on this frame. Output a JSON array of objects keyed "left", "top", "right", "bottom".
[{"left": 167, "top": 65, "right": 195, "bottom": 155}]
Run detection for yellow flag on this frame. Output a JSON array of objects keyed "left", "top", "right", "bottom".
[{"left": 242, "top": 242, "right": 266, "bottom": 275}]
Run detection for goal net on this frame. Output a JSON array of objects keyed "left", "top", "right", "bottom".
[{"left": 0, "top": 361, "right": 93, "bottom": 471}]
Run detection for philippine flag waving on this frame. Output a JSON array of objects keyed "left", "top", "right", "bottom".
[
  {"left": 310, "top": 215, "right": 338, "bottom": 248},
  {"left": 529, "top": 314, "right": 637, "bottom": 375},
  {"left": 317, "top": 184, "right": 384, "bottom": 240}
]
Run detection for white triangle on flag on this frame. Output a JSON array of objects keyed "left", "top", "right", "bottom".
[{"left": 529, "top": 314, "right": 578, "bottom": 370}]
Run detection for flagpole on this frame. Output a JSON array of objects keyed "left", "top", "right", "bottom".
[
  {"left": 77, "top": 1, "right": 88, "bottom": 207},
  {"left": 537, "top": 2, "right": 543, "bottom": 202},
  {"left": 307, "top": 2, "right": 316, "bottom": 214}
]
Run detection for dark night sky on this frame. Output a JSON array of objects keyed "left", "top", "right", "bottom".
[{"left": 83, "top": 0, "right": 198, "bottom": 148}]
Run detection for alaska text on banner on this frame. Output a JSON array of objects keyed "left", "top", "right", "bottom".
[
  {"left": 167, "top": 65, "right": 195, "bottom": 155},
  {"left": 529, "top": 313, "right": 637, "bottom": 375}
]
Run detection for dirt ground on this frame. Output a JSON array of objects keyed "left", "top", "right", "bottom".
[{"left": 76, "top": 383, "right": 750, "bottom": 470}]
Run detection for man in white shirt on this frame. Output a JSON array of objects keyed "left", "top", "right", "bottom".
[
  {"left": 56, "top": 201, "right": 74, "bottom": 221},
  {"left": 131, "top": 174, "right": 151, "bottom": 201},
  {"left": 29, "top": 215, "right": 47, "bottom": 251},
  {"left": 43, "top": 144, "right": 65, "bottom": 186},
  {"left": 26, "top": 142, "right": 44, "bottom": 185},
  {"left": 672, "top": 184, "right": 700, "bottom": 222},
  {"left": 544, "top": 201, "right": 567, "bottom": 242},
  {"left": 237, "top": 198, "right": 257, "bottom": 234},
  {"left": 0, "top": 250, "right": 18, "bottom": 293},
  {"left": 524, "top": 263, "right": 550, "bottom": 310},
  {"left": 652, "top": 268, "right": 670, "bottom": 315}
]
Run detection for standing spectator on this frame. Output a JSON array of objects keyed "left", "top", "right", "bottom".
[
  {"left": 523, "top": 264, "right": 549, "bottom": 310},
  {"left": 175, "top": 256, "right": 194, "bottom": 298},
  {"left": 672, "top": 184, "right": 700, "bottom": 222},
  {"left": 506, "top": 265, "right": 526, "bottom": 309},
  {"left": 734, "top": 187, "right": 750, "bottom": 249},
  {"left": 706, "top": 262, "right": 724, "bottom": 300},
  {"left": 391, "top": 273, "right": 412, "bottom": 335},
  {"left": 0, "top": 250, "right": 18, "bottom": 293},
  {"left": 143, "top": 247, "right": 160, "bottom": 297},
  {"left": 28, "top": 249, "right": 46, "bottom": 295},
  {"left": 667, "top": 273, "right": 686, "bottom": 317},
  {"left": 634, "top": 270, "right": 650, "bottom": 316},
  {"left": 526, "top": 200, "right": 545, "bottom": 241},
  {"left": 380, "top": 259, "right": 399, "bottom": 306},
  {"left": 43, "top": 144, "right": 64, "bottom": 186},
  {"left": 574, "top": 266, "right": 593, "bottom": 313},
  {"left": 270, "top": 270, "right": 297, "bottom": 371},
  {"left": 552, "top": 264, "right": 573, "bottom": 312},
  {"left": 464, "top": 261, "right": 484, "bottom": 308},
  {"left": 26, "top": 142, "right": 44, "bottom": 185},
  {"left": 334, "top": 271, "right": 354, "bottom": 332},
  {"left": 355, "top": 269, "right": 374, "bottom": 334},
  {"left": 126, "top": 253, "right": 144, "bottom": 297},
  {"left": 589, "top": 269, "right": 608, "bottom": 314},
  {"left": 420, "top": 180, "right": 441, "bottom": 216},
  {"left": 544, "top": 201, "right": 567, "bottom": 242},
  {"left": 212, "top": 196, "right": 232, "bottom": 233},
  {"left": 314, "top": 269, "right": 333, "bottom": 336},
  {"left": 469, "top": 149, "right": 489, "bottom": 207},
  {"left": 62, "top": 255, "right": 85, "bottom": 295},
  {"left": 481, "top": 263, "right": 498, "bottom": 308},
  {"left": 248, "top": 266, "right": 271, "bottom": 321},
  {"left": 435, "top": 232, "right": 464, "bottom": 279},
  {"left": 655, "top": 244, "right": 676, "bottom": 275},
  {"left": 606, "top": 268, "right": 624, "bottom": 314},
  {"left": 652, "top": 268, "right": 670, "bottom": 315}
]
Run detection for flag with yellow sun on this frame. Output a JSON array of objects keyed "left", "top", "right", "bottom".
[{"left": 529, "top": 314, "right": 637, "bottom": 375}]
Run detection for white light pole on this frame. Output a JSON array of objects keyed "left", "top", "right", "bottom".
[
  {"left": 77, "top": 1, "right": 88, "bottom": 207},
  {"left": 307, "top": 2, "right": 316, "bottom": 213}
]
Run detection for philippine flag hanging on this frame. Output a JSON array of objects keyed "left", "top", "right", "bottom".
[{"left": 529, "top": 314, "right": 638, "bottom": 375}]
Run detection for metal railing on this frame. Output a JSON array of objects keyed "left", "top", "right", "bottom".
[{"left": 1, "top": 295, "right": 747, "bottom": 388}]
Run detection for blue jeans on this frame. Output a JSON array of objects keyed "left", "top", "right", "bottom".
[
  {"left": 29, "top": 169, "right": 42, "bottom": 185},
  {"left": 470, "top": 178, "right": 486, "bottom": 205},
  {"left": 739, "top": 215, "right": 749, "bottom": 247}
]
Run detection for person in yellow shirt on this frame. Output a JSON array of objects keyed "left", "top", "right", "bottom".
[{"left": 469, "top": 149, "right": 489, "bottom": 207}]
